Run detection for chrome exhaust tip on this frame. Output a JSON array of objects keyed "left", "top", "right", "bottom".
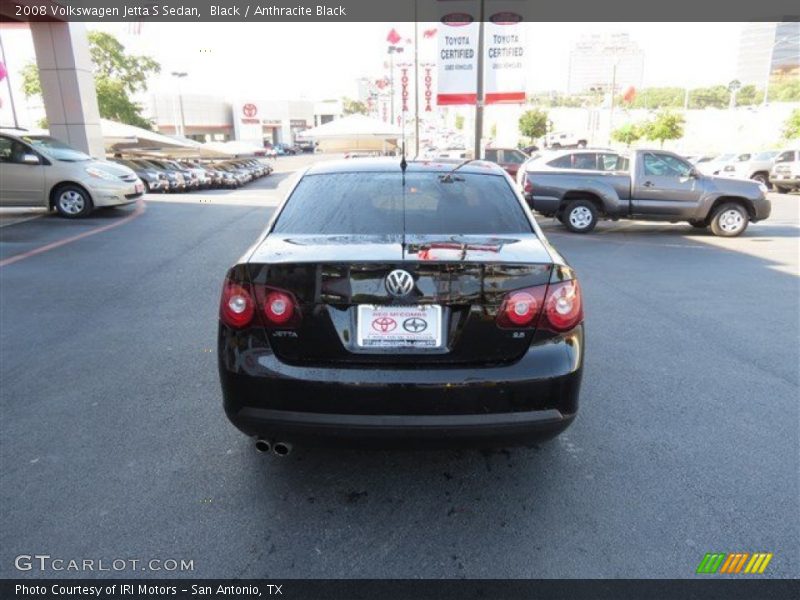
[
  {"left": 272, "top": 442, "right": 292, "bottom": 457},
  {"left": 255, "top": 438, "right": 271, "bottom": 453}
]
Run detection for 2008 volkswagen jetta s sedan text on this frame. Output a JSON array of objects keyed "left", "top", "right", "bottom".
[{"left": 218, "top": 158, "right": 584, "bottom": 451}]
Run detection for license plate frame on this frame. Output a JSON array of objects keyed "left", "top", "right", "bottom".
[{"left": 356, "top": 305, "right": 443, "bottom": 349}]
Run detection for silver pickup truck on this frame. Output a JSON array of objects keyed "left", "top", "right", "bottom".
[{"left": 522, "top": 149, "right": 772, "bottom": 237}]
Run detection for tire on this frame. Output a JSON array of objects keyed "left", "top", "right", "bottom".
[
  {"left": 709, "top": 202, "right": 749, "bottom": 237},
  {"left": 562, "top": 199, "right": 598, "bottom": 233},
  {"left": 750, "top": 172, "right": 768, "bottom": 187},
  {"left": 54, "top": 184, "right": 93, "bottom": 218},
  {"left": 775, "top": 186, "right": 788, "bottom": 194},
  {"left": 689, "top": 220, "right": 707, "bottom": 229},
  {"left": 143, "top": 180, "right": 151, "bottom": 194},
  {"left": 577, "top": 140, "right": 587, "bottom": 148}
]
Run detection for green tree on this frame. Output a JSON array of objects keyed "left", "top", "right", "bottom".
[
  {"left": 611, "top": 122, "right": 644, "bottom": 147},
  {"left": 783, "top": 109, "right": 800, "bottom": 140},
  {"left": 342, "top": 97, "right": 368, "bottom": 115},
  {"left": 20, "top": 31, "right": 160, "bottom": 129},
  {"left": 643, "top": 111, "right": 685, "bottom": 147},
  {"left": 454, "top": 115, "right": 464, "bottom": 130},
  {"left": 769, "top": 78, "right": 800, "bottom": 102},
  {"left": 689, "top": 86, "right": 729, "bottom": 109},
  {"left": 518, "top": 108, "right": 548, "bottom": 143}
]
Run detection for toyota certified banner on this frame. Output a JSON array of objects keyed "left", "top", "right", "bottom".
[
  {"left": 436, "top": 0, "right": 480, "bottom": 105},
  {"left": 436, "top": 0, "right": 526, "bottom": 105},
  {"left": 484, "top": 12, "right": 526, "bottom": 103}
]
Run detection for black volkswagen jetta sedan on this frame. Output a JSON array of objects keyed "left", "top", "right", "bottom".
[{"left": 218, "top": 158, "right": 584, "bottom": 451}]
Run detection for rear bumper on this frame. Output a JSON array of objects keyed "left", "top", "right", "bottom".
[
  {"left": 234, "top": 407, "right": 575, "bottom": 447},
  {"left": 219, "top": 326, "right": 584, "bottom": 447}
]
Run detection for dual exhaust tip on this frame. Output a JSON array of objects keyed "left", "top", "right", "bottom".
[{"left": 255, "top": 438, "right": 292, "bottom": 457}]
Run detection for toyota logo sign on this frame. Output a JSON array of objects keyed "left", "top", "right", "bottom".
[
  {"left": 242, "top": 103, "right": 258, "bottom": 118},
  {"left": 385, "top": 269, "right": 414, "bottom": 297}
]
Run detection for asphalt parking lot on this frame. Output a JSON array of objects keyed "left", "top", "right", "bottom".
[{"left": 1, "top": 155, "right": 798, "bottom": 579}]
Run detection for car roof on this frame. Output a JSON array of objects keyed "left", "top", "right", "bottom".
[{"left": 305, "top": 157, "right": 507, "bottom": 176}]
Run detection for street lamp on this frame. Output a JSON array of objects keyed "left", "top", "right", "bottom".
[
  {"left": 387, "top": 46, "right": 404, "bottom": 125},
  {"left": 171, "top": 71, "right": 188, "bottom": 137}
]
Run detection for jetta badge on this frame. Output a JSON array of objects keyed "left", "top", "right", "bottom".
[{"left": 385, "top": 269, "right": 414, "bottom": 297}]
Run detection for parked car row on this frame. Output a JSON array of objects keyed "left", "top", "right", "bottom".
[
  {"left": 109, "top": 157, "right": 272, "bottom": 193},
  {"left": 688, "top": 148, "right": 800, "bottom": 192}
]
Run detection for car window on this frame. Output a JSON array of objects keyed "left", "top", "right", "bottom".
[
  {"left": 736, "top": 154, "right": 751, "bottom": 161},
  {"left": 573, "top": 153, "right": 597, "bottom": 170},
  {"left": 775, "top": 151, "right": 796, "bottom": 163},
  {"left": 273, "top": 172, "right": 532, "bottom": 235},
  {"left": 598, "top": 153, "right": 623, "bottom": 171},
  {"left": 484, "top": 149, "right": 499, "bottom": 162},
  {"left": 0, "top": 136, "right": 34, "bottom": 164},
  {"left": 754, "top": 151, "right": 777, "bottom": 161},
  {"left": 642, "top": 153, "right": 693, "bottom": 177},
  {"left": 22, "top": 135, "right": 90, "bottom": 162},
  {"left": 547, "top": 153, "right": 596, "bottom": 170},
  {"left": 503, "top": 150, "right": 526, "bottom": 165}
]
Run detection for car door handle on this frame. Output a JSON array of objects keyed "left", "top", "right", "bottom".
[{"left": 643, "top": 181, "right": 655, "bottom": 187}]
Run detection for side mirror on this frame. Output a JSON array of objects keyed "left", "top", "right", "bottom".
[
  {"left": 22, "top": 153, "right": 40, "bottom": 165},
  {"left": 689, "top": 168, "right": 700, "bottom": 178}
]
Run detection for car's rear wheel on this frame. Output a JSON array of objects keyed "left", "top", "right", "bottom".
[
  {"left": 751, "top": 173, "right": 768, "bottom": 186},
  {"left": 562, "top": 200, "right": 598, "bottom": 233},
  {"left": 775, "top": 186, "right": 789, "bottom": 194},
  {"left": 710, "top": 203, "right": 749, "bottom": 237},
  {"left": 54, "top": 185, "right": 93, "bottom": 218}
]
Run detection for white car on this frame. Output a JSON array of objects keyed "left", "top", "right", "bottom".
[
  {"left": 770, "top": 149, "right": 800, "bottom": 194},
  {"left": 544, "top": 131, "right": 588, "bottom": 149},
  {"left": 696, "top": 153, "right": 739, "bottom": 176},
  {"left": 718, "top": 150, "right": 779, "bottom": 186},
  {"left": 0, "top": 129, "right": 143, "bottom": 218}
]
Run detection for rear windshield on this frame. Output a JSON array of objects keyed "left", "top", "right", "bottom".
[{"left": 272, "top": 172, "right": 532, "bottom": 235}]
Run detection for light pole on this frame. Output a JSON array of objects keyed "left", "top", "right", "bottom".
[
  {"left": 473, "top": 0, "right": 486, "bottom": 160},
  {"left": 607, "top": 61, "right": 618, "bottom": 146},
  {"left": 387, "top": 46, "right": 403, "bottom": 125},
  {"left": 171, "top": 71, "right": 188, "bottom": 137}
]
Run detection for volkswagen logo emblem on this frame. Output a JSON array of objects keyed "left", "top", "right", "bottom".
[
  {"left": 403, "top": 317, "right": 427, "bottom": 333},
  {"left": 385, "top": 269, "right": 414, "bottom": 297}
]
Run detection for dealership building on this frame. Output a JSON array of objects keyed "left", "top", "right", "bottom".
[{"left": 147, "top": 95, "right": 343, "bottom": 146}]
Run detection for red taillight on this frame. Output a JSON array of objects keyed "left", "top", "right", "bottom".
[
  {"left": 252, "top": 285, "right": 302, "bottom": 328},
  {"left": 497, "top": 286, "right": 546, "bottom": 328},
  {"left": 496, "top": 279, "right": 583, "bottom": 331},
  {"left": 543, "top": 279, "right": 583, "bottom": 332},
  {"left": 220, "top": 280, "right": 255, "bottom": 329},
  {"left": 264, "top": 290, "right": 294, "bottom": 325},
  {"left": 523, "top": 177, "right": 533, "bottom": 194}
]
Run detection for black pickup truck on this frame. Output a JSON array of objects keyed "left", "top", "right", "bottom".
[{"left": 521, "top": 149, "right": 772, "bottom": 237}]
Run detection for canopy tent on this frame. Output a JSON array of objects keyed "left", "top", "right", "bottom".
[
  {"left": 100, "top": 119, "right": 232, "bottom": 159},
  {"left": 203, "top": 140, "right": 269, "bottom": 158},
  {"left": 301, "top": 114, "right": 403, "bottom": 154}
]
